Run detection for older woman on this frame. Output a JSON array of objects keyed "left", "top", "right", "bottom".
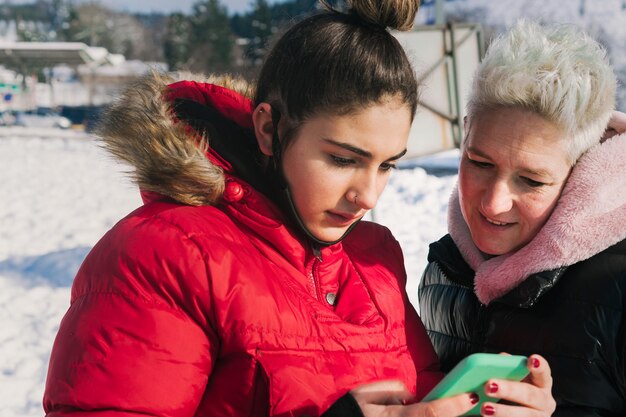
[{"left": 418, "top": 21, "right": 626, "bottom": 416}]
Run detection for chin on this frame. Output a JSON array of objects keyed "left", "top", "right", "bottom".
[
  {"left": 476, "top": 239, "right": 526, "bottom": 257},
  {"left": 309, "top": 227, "right": 349, "bottom": 243},
  {"left": 473, "top": 236, "right": 509, "bottom": 256},
  {"left": 479, "top": 246, "right": 506, "bottom": 256},
  {"left": 314, "top": 232, "right": 345, "bottom": 243}
]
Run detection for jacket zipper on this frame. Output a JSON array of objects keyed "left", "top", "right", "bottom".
[
  {"left": 473, "top": 304, "right": 489, "bottom": 353},
  {"left": 310, "top": 244, "right": 324, "bottom": 302}
]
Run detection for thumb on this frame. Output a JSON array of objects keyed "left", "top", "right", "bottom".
[
  {"left": 408, "top": 392, "right": 478, "bottom": 417},
  {"left": 350, "top": 380, "right": 414, "bottom": 405},
  {"left": 523, "top": 354, "right": 553, "bottom": 390}
]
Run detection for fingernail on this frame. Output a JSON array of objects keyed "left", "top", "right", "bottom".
[
  {"left": 470, "top": 393, "right": 479, "bottom": 404},
  {"left": 488, "top": 382, "right": 498, "bottom": 394},
  {"left": 532, "top": 358, "right": 541, "bottom": 368},
  {"left": 483, "top": 405, "right": 495, "bottom": 415}
]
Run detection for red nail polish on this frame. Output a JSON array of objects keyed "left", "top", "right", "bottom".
[
  {"left": 470, "top": 393, "right": 479, "bottom": 404},
  {"left": 483, "top": 405, "right": 495, "bottom": 416},
  {"left": 532, "top": 358, "right": 541, "bottom": 368},
  {"left": 488, "top": 382, "right": 499, "bottom": 394}
]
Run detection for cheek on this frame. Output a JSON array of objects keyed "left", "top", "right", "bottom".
[
  {"left": 458, "top": 166, "right": 480, "bottom": 205},
  {"left": 457, "top": 174, "right": 477, "bottom": 227},
  {"left": 284, "top": 161, "right": 340, "bottom": 213},
  {"left": 377, "top": 174, "right": 391, "bottom": 196},
  {"left": 520, "top": 192, "right": 561, "bottom": 229}
]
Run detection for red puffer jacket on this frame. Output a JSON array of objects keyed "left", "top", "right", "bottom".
[{"left": 43, "top": 74, "right": 442, "bottom": 417}]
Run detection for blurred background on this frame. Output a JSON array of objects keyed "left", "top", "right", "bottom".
[
  {"left": 0, "top": 0, "right": 624, "bottom": 138},
  {"left": 0, "top": 0, "right": 626, "bottom": 131},
  {"left": 1, "top": 1, "right": 625, "bottom": 416}
]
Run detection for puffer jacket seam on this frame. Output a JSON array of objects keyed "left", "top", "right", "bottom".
[
  {"left": 147, "top": 212, "right": 221, "bottom": 332},
  {"left": 248, "top": 346, "right": 406, "bottom": 354},
  {"left": 69, "top": 290, "right": 204, "bottom": 325},
  {"left": 426, "top": 329, "right": 472, "bottom": 343},
  {"left": 237, "top": 327, "right": 402, "bottom": 340},
  {"left": 421, "top": 281, "right": 472, "bottom": 290},
  {"left": 74, "top": 212, "right": 219, "bottom": 332}
]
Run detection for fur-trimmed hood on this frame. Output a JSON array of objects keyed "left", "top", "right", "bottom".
[
  {"left": 448, "top": 133, "right": 626, "bottom": 305},
  {"left": 97, "top": 72, "right": 255, "bottom": 206}
]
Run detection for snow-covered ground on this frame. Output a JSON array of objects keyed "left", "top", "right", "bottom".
[{"left": 0, "top": 128, "right": 458, "bottom": 417}]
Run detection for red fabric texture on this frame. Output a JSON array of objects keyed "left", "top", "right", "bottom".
[{"left": 43, "top": 82, "right": 441, "bottom": 417}]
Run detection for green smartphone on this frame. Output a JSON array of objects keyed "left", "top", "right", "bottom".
[{"left": 422, "top": 353, "right": 529, "bottom": 416}]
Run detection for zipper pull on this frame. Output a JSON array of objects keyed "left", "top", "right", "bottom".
[{"left": 312, "top": 244, "right": 323, "bottom": 262}]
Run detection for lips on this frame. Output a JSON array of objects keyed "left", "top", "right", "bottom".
[
  {"left": 480, "top": 212, "right": 513, "bottom": 227},
  {"left": 327, "top": 211, "right": 362, "bottom": 225}
]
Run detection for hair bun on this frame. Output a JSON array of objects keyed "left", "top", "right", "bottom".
[{"left": 346, "top": 0, "right": 419, "bottom": 31}]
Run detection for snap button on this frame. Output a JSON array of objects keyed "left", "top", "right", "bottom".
[
  {"left": 223, "top": 181, "right": 244, "bottom": 202},
  {"left": 325, "top": 292, "right": 336, "bottom": 306}
]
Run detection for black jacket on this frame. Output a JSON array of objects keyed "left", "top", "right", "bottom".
[{"left": 419, "top": 234, "right": 626, "bottom": 416}]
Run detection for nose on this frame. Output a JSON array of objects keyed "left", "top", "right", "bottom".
[
  {"left": 481, "top": 179, "right": 514, "bottom": 216},
  {"left": 348, "top": 170, "right": 380, "bottom": 211}
]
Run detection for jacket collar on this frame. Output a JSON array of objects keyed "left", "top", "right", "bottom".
[
  {"left": 429, "top": 235, "right": 567, "bottom": 308},
  {"left": 98, "top": 73, "right": 347, "bottom": 271},
  {"left": 98, "top": 72, "right": 255, "bottom": 207},
  {"left": 448, "top": 133, "right": 626, "bottom": 305}
]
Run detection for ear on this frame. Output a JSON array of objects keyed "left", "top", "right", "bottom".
[
  {"left": 463, "top": 115, "right": 468, "bottom": 131},
  {"left": 252, "top": 103, "right": 275, "bottom": 156}
]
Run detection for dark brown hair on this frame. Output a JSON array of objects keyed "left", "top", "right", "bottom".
[{"left": 254, "top": 0, "right": 420, "bottom": 143}]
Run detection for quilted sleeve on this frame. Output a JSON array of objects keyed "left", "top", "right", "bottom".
[{"left": 43, "top": 214, "right": 218, "bottom": 417}]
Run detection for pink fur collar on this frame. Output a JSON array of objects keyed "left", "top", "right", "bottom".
[{"left": 448, "top": 133, "right": 626, "bottom": 305}]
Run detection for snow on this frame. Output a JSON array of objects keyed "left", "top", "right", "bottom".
[
  {"left": 0, "top": 131, "right": 142, "bottom": 417},
  {"left": 0, "top": 129, "right": 458, "bottom": 416}
]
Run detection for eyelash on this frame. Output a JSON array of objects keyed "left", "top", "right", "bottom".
[
  {"left": 331, "top": 155, "right": 354, "bottom": 166},
  {"left": 380, "top": 162, "right": 397, "bottom": 172},
  {"left": 522, "top": 177, "right": 545, "bottom": 188},
  {"left": 330, "top": 156, "right": 396, "bottom": 171},
  {"left": 468, "top": 158, "right": 546, "bottom": 188},
  {"left": 468, "top": 158, "right": 492, "bottom": 169}
]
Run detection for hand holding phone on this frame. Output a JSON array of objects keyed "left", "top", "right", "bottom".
[{"left": 423, "top": 353, "right": 529, "bottom": 416}]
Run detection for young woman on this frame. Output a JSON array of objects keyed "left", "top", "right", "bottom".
[
  {"left": 44, "top": 2, "right": 554, "bottom": 416},
  {"left": 419, "top": 21, "right": 626, "bottom": 416}
]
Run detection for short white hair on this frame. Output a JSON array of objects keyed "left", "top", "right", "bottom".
[{"left": 466, "top": 20, "right": 616, "bottom": 164}]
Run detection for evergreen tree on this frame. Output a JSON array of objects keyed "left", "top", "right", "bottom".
[
  {"left": 188, "top": 0, "right": 234, "bottom": 73},
  {"left": 247, "top": 0, "right": 273, "bottom": 66},
  {"left": 163, "top": 13, "right": 192, "bottom": 71}
]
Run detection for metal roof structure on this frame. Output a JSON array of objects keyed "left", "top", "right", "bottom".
[{"left": 0, "top": 42, "right": 119, "bottom": 67}]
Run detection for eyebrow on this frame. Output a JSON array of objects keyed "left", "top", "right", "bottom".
[
  {"left": 466, "top": 146, "right": 554, "bottom": 178},
  {"left": 465, "top": 146, "right": 489, "bottom": 160},
  {"left": 323, "top": 138, "right": 407, "bottom": 161},
  {"left": 520, "top": 167, "right": 554, "bottom": 178}
]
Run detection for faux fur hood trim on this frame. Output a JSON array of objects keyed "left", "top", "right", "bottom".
[
  {"left": 96, "top": 71, "right": 254, "bottom": 206},
  {"left": 448, "top": 133, "right": 626, "bottom": 305}
]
